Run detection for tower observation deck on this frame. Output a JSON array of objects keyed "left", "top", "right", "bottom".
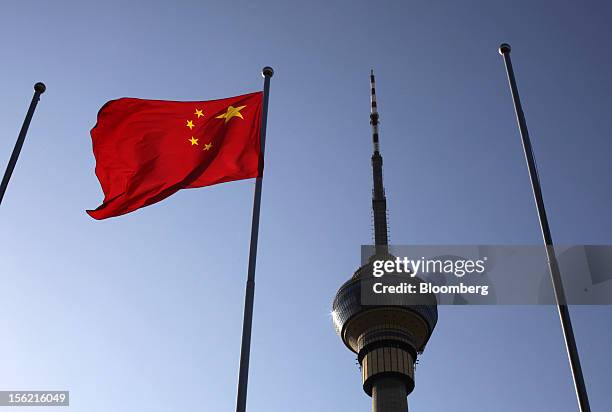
[{"left": 331, "top": 71, "right": 438, "bottom": 412}]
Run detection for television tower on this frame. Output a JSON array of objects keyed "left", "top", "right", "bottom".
[{"left": 332, "top": 71, "right": 438, "bottom": 412}]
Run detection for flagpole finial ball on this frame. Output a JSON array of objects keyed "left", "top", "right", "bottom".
[
  {"left": 34, "top": 82, "right": 46, "bottom": 94},
  {"left": 262, "top": 67, "right": 274, "bottom": 78},
  {"left": 498, "top": 43, "right": 511, "bottom": 55}
]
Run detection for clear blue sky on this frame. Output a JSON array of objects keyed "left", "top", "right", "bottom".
[{"left": 1, "top": 1, "right": 611, "bottom": 411}]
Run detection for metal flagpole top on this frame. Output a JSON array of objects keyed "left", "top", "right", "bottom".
[
  {"left": 34, "top": 82, "right": 46, "bottom": 94},
  {"left": 262, "top": 67, "right": 274, "bottom": 78},
  {"left": 498, "top": 43, "right": 512, "bottom": 55}
]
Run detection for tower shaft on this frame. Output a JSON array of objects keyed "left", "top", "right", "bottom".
[
  {"left": 372, "top": 376, "right": 409, "bottom": 412},
  {"left": 370, "top": 70, "right": 389, "bottom": 248}
]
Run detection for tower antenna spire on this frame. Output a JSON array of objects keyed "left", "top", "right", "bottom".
[{"left": 369, "top": 70, "right": 389, "bottom": 249}]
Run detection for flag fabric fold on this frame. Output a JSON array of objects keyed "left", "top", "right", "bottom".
[{"left": 87, "top": 91, "right": 263, "bottom": 220}]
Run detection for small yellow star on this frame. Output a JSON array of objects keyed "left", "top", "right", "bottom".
[
  {"left": 203, "top": 142, "right": 213, "bottom": 151},
  {"left": 195, "top": 109, "right": 204, "bottom": 118},
  {"left": 188, "top": 137, "right": 199, "bottom": 146},
  {"left": 186, "top": 120, "right": 195, "bottom": 130},
  {"left": 216, "top": 105, "right": 246, "bottom": 123}
]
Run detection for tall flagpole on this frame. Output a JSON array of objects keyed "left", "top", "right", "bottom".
[
  {"left": 498, "top": 43, "right": 591, "bottom": 412},
  {"left": 235, "top": 66, "right": 273, "bottom": 412},
  {"left": 0, "top": 82, "right": 46, "bottom": 207}
]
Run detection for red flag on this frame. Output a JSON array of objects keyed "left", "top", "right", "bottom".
[{"left": 87, "top": 92, "right": 262, "bottom": 220}]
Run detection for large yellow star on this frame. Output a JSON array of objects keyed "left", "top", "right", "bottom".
[
  {"left": 203, "top": 142, "right": 213, "bottom": 151},
  {"left": 188, "top": 137, "right": 199, "bottom": 146},
  {"left": 216, "top": 105, "right": 246, "bottom": 123},
  {"left": 186, "top": 120, "right": 195, "bottom": 130},
  {"left": 194, "top": 109, "right": 204, "bottom": 118}
]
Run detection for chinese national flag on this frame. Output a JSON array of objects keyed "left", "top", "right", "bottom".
[{"left": 87, "top": 92, "right": 263, "bottom": 220}]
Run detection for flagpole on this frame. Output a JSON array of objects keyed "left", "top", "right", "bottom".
[
  {"left": 498, "top": 43, "right": 591, "bottom": 412},
  {"left": 235, "top": 66, "right": 273, "bottom": 412},
  {"left": 0, "top": 82, "right": 46, "bottom": 207}
]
